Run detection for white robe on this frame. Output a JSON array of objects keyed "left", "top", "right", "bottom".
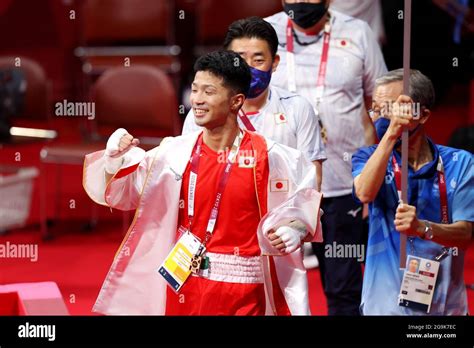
[{"left": 83, "top": 130, "right": 323, "bottom": 315}]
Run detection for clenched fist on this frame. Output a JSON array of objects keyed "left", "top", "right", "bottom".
[
  {"left": 267, "top": 224, "right": 307, "bottom": 255},
  {"left": 386, "top": 95, "right": 418, "bottom": 140},
  {"left": 394, "top": 203, "right": 424, "bottom": 238},
  {"left": 105, "top": 128, "right": 140, "bottom": 174}
]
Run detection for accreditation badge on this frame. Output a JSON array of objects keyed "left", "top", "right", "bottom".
[
  {"left": 398, "top": 255, "right": 440, "bottom": 313},
  {"left": 158, "top": 230, "right": 205, "bottom": 293}
]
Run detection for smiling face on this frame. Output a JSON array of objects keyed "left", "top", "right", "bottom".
[{"left": 190, "top": 70, "right": 240, "bottom": 130}]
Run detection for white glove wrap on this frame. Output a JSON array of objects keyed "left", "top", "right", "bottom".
[
  {"left": 274, "top": 225, "right": 307, "bottom": 254},
  {"left": 104, "top": 128, "right": 129, "bottom": 174}
]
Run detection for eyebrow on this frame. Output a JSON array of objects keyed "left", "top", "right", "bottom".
[
  {"left": 235, "top": 50, "right": 265, "bottom": 57},
  {"left": 191, "top": 82, "right": 217, "bottom": 89},
  {"left": 372, "top": 98, "right": 394, "bottom": 106}
]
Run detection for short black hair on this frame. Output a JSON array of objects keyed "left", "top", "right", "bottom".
[
  {"left": 193, "top": 50, "right": 251, "bottom": 97},
  {"left": 223, "top": 16, "right": 279, "bottom": 58}
]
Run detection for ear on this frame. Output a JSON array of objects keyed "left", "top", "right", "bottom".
[
  {"left": 419, "top": 108, "right": 431, "bottom": 125},
  {"left": 230, "top": 93, "right": 245, "bottom": 112},
  {"left": 272, "top": 54, "right": 280, "bottom": 73}
]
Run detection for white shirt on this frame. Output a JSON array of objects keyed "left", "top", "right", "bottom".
[
  {"left": 182, "top": 85, "right": 326, "bottom": 163},
  {"left": 266, "top": 10, "right": 387, "bottom": 197},
  {"left": 330, "top": 0, "right": 385, "bottom": 44}
]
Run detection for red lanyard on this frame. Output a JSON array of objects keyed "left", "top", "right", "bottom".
[
  {"left": 391, "top": 155, "right": 449, "bottom": 224},
  {"left": 238, "top": 110, "right": 257, "bottom": 132},
  {"left": 188, "top": 132, "right": 243, "bottom": 245},
  {"left": 286, "top": 18, "right": 331, "bottom": 104}
]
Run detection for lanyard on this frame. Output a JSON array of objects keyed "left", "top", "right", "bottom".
[
  {"left": 391, "top": 155, "right": 449, "bottom": 259},
  {"left": 391, "top": 155, "right": 448, "bottom": 224},
  {"left": 188, "top": 131, "right": 243, "bottom": 248},
  {"left": 238, "top": 110, "right": 257, "bottom": 132},
  {"left": 286, "top": 18, "right": 331, "bottom": 112},
  {"left": 238, "top": 88, "right": 271, "bottom": 132}
]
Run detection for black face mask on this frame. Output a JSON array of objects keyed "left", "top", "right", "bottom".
[{"left": 283, "top": 1, "right": 328, "bottom": 29}]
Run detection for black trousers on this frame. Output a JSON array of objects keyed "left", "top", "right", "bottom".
[{"left": 312, "top": 194, "right": 365, "bottom": 316}]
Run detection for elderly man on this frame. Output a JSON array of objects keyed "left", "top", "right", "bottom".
[{"left": 352, "top": 69, "right": 473, "bottom": 315}]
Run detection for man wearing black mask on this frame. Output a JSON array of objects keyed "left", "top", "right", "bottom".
[
  {"left": 266, "top": 0, "right": 387, "bottom": 315},
  {"left": 283, "top": 0, "right": 329, "bottom": 31}
]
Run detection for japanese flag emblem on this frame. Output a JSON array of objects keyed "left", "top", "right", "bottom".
[
  {"left": 336, "top": 38, "right": 351, "bottom": 48},
  {"left": 238, "top": 156, "right": 255, "bottom": 168},
  {"left": 270, "top": 179, "right": 289, "bottom": 192},
  {"left": 274, "top": 113, "right": 287, "bottom": 125}
]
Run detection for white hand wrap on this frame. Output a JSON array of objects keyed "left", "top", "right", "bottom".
[
  {"left": 274, "top": 225, "right": 307, "bottom": 254},
  {"left": 104, "top": 128, "right": 129, "bottom": 174}
]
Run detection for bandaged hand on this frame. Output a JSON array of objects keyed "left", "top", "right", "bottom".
[
  {"left": 267, "top": 223, "right": 307, "bottom": 255},
  {"left": 105, "top": 128, "right": 140, "bottom": 174}
]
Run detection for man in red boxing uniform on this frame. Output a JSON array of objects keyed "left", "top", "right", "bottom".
[{"left": 83, "top": 51, "right": 323, "bottom": 315}]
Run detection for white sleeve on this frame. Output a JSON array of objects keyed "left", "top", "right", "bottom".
[
  {"left": 83, "top": 146, "right": 156, "bottom": 211},
  {"left": 361, "top": 21, "right": 387, "bottom": 97},
  {"left": 182, "top": 109, "right": 201, "bottom": 135},
  {"left": 294, "top": 96, "right": 327, "bottom": 162},
  {"left": 83, "top": 136, "right": 174, "bottom": 211},
  {"left": 258, "top": 143, "right": 323, "bottom": 255}
]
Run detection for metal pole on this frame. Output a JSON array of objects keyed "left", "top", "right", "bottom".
[{"left": 400, "top": 0, "right": 412, "bottom": 269}]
